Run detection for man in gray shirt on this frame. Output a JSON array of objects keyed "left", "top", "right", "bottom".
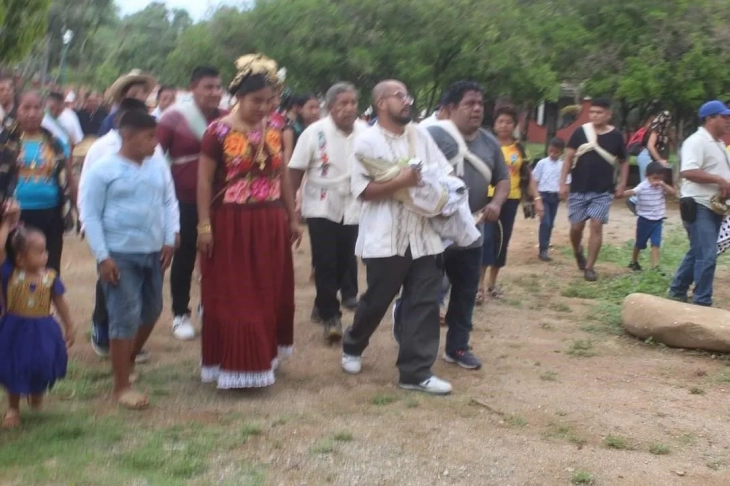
[{"left": 425, "top": 81, "right": 510, "bottom": 369}]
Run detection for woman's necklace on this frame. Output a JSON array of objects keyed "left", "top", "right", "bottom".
[{"left": 19, "top": 132, "right": 44, "bottom": 171}]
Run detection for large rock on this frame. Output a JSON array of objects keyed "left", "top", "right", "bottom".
[{"left": 622, "top": 293, "right": 730, "bottom": 352}]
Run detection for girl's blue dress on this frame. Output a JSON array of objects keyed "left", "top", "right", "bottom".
[{"left": 0, "top": 261, "right": 67, "bottom": 394}]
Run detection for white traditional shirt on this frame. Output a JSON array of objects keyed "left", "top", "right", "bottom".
[
  {"left": 289, "top": 116, "right": 368, "bottom": 225},
  {"left": 680, "top": 127, "right": 730, "bottom": 209},
  {"left": 351, "top": 122, "right": 453, "bottom": 259},
  {"left": 42, "top": 108, "right": 84, "bottom": 146}
]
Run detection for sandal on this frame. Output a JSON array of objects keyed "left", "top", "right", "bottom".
[
  {"left": 2, "top": 410, "right": 20, "bottom": 429},
  {"left": 475, "top": 288, "right": 485, "bottom": 306},
  {"left": 488, "top": 286, "right": 504, "bottom": 298},
  {"left": 113, "top": 389, "right": 150, "bottom": 410}
]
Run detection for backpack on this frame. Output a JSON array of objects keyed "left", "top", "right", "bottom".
[{"left": 626, "top": 127, "right": 648, "bottom": 156}]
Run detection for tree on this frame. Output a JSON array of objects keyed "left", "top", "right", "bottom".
[{"left": 0, "top": 0, "right": 52, "bottom": 63}]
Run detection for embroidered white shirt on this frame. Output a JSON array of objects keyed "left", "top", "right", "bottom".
[
  {"left": 289, "top": 116, "right": 368, "bottom": 225},
  {"left": 351, "top": 122, "right": 453, "bottom": 259}
]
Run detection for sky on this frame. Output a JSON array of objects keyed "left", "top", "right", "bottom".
[{"left": 118, "top": 0, "right": 241, "bottom": 21}]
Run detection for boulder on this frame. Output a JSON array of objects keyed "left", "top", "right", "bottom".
[{"left": 622, "top": 293, "right": 730, "bottom": 352}]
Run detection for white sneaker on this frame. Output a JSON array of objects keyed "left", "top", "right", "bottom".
[
  {"left": 172, "top": 314, "right": 196, "bottom": 341},
  {"left": 399, "top": 376, "right": 452, "bottom": 395},
  {"left": 341, "top": 354, "right": 362, "bottom": 374}
]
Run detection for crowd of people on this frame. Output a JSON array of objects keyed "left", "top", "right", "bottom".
[{"left": 1, "top": 54, "right": 730, "bottom": 426}]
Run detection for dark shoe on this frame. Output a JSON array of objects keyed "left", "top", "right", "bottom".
[
  {"left": 628, "top": 261, "right": 642, "bottom": 272},
  {"left": 574, "top": 247, "right": 587, "bottom": 271},
  {"left": 310, "top": 306, "right": 322, "bottom": 324},
  {"left": 91, "top": 321, "right": 110, "bottom": 357},
  {"left": 443, "top": 349, "right": 482, "bottom": 370},
  {"left": 625, "top": 198, "right": 637, "bottom": 216},
  {"left": 539, "top": 249, "right": 552, "bottom": 262},
  {"left": 324, "top": 316, "right": 343, "bottom": 343},
  {"left": 584, "top": 269, "right": 598, "bottom": 282},
  {"left": 652, "top": 267, "right": 666, "bottom": 277},
  {"left": 667, "top": 291, "right": 688, "bottom": 303},
  {"left": 342, "top": 296, "right": 358, "bottom": 311}
]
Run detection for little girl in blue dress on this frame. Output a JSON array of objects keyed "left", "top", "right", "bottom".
[{"left": 0, "top": 200, "right": 75, "bottom": 428}]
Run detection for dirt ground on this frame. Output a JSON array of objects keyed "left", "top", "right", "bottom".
[{"left": 20, "top": 201, "right": 730, "bottom": 485}]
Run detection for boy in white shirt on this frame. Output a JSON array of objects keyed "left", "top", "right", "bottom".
[
  {"left": 623, "top": 161, "right": 676, "bottom": 272},
  {"left": 532, "top": 138, "right": 565, "bottom": 261}
]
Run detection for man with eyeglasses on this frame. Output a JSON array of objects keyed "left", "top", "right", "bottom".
[{"left": 341, "top": 79, "right": 453, "bottom": 395}]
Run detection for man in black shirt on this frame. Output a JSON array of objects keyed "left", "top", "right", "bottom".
[
  {"left": 559, "top": 98, "right": 629, "bottom": 281},
  {"left": 76, "top": 92, "right": 108, "bottom": 137}
]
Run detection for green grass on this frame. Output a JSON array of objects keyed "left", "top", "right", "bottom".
[
  {"left": 333, "top": 431, "right": 354, "bottom": 442},
  {"left": 540, "top": 371, "right": 559, "bottom": 382},
  {"left": 649, "top": 443, "right": 671, "bottom": 455},
  {"left": 371, "top": 393, "right": 399, "bottom": 406},
  {"left": 506, "top": 414, "right": 527, "bottom": 427},
  {"left": 311, "top": 439, "right": 336, "bottom": 455},
  {"left": 0, "top": 410, "right": 266, "bottom": 485},
  {"left": 571, "top": 470, "right": 595, "bottom": 484},
  {"left": 604, "top": 434, "right": 632, "bottom": 450},
  {"left": 566, "top": 340, "right": 597, "bottom": 357},
  {"left": 544, "top": 424, "right": 586, "bottom": 446}
]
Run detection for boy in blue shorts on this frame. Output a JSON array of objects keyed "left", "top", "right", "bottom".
[{"left": 623, "top": 161, "right": 675, "bottom": 272}]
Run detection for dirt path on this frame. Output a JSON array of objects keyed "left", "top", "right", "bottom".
[{"left": 30, "top": 201, "right": 730, "bottom": 485}]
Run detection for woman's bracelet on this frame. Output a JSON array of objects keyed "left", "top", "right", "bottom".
[{"left": 197, "top": 222, "right": 212, "bottom": 234}]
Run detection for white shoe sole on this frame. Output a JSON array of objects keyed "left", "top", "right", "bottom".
[{"left": 398, "top": 382, "right": 452, "bottom": 395}]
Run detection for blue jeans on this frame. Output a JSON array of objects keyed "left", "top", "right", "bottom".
[
  {"left": 443, "top": 246, "right": 482, "bottom": 354},
  {"left": 630, "top": 149, "right": 652, "bottom": 204},
  {"left": 669, "top": 205, "right": 723, "bottom": 306},
  {"left": 101, "top": 252, "right": 163, "bottom": 340},
  {"left": 539, "top": 192, "right": 560, "bottom": 251}
]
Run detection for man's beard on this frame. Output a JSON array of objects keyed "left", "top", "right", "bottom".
[{"left": 391, "top": 109, "right": 412, "bottom": 126}]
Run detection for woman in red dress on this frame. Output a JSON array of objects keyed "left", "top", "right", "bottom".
[{"left": 197, "top": 54, "right": 302, "bottom": 389}]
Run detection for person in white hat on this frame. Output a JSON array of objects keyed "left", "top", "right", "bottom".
[{"left": 97, "top": 70, "right": 156, "bottom": 137}]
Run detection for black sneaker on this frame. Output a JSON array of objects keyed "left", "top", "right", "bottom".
[
  {"left": 310, "top": 306, "right": 322, "bottom": 324},
  {"left": 628, "top": 261, "right": 642, "bottom": 272},
  {"left": 625, "top": 198, "right": 637, "bottom": 215},
  {"left": 324, "top": 316, "right": 343, "bottom": 343},
  {"left": 539, "top": 249, "right": 552, "bottom": 262},
  {"left": 342, "top": 296, "right": 358, "bottom": 311},
  {"left": 443, "top": 349, "right": 482, "bottom": 370}
]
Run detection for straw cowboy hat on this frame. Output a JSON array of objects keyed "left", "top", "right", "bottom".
[{"left": 106, "top": 69, "right": 157, "bottom": 102}]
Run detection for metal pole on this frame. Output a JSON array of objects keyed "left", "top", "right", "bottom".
[{"left": 59, "top": 44, "right": 69, "bottom": 86}]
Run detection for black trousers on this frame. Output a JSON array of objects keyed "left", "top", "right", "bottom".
[
  {"left": 343, "top": 249, "right": 442, "bottom": 384},
  {"left": 21, "top": 207, "right": 64, "bottom": 274},
  {"left": 171, "top": 202, "right": 198, "bottom": 317},
  {"left": 308, "top": 218, "right": 358, "bottom": 321},
  {"left": 341, "top": 252, "right": 359, "bottom": 300}
]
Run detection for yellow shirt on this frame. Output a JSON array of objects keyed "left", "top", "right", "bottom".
[{"left": 488, "top": 142, "right": 524, "bottom": 200}]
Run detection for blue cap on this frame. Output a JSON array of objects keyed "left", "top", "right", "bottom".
[{"left": 699, "top": 100, "right": 730, "bottom": 119}]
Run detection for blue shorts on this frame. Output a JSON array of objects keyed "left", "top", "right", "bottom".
[
  {"left": 568, "top": 192, "right": 613, "bottom": 225},
  {"left": 635, "top": 217, "right": 663, "bottom": 250},
  {"left": 101, "top": 252, "right": 163, "bottom": 340}
]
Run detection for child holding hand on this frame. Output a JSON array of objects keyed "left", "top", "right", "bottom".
[
  {"left": 0, "top": 199, "right": 75, "bottom": 428},
  {"left": 623, "top": 161, "right": 676, "bottom": 272}
]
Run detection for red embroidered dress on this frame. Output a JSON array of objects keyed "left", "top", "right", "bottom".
[{"left": 199, "top": 120, "right": 294, "bottom": 389}]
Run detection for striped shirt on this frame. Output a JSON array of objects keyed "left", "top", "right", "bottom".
[
  {"left": 633, "top": 180, "right": 665, "bottom": 221},
  {"left": 532, "top": 156, "right": 563, "bottom": 193}
]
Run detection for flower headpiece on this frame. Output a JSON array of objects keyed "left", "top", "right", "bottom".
[{"left": 228, "top": 54, "right": 279, "bottom": 94}]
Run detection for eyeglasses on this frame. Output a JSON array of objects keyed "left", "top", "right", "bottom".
[{"left": 386, "top": 92, "right": 414, "bottom": 106}]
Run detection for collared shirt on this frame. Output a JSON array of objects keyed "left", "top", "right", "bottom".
[
  {"left": 680, "top": 127, "right": 730, "bottom": 208},
  {"left": 351, "top": 122, "right": 452, "bottom": 259},
  {"left": 288, "top": 116, "right": 368, "bottom": 225},
  {"left": 532, "top": 156, "right": 564, "bottom": 193},
  {"left": 82, "top": 152, "right": 180, "bottom": 262},
  {"left": 633, "top": 180, "right": 665, "bottom": 220},
  {"left": 78, "top": 130, "right": 170, "bottom": 224}
]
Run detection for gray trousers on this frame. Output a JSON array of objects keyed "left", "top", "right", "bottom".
[{"left": 343, "top": 249, "right": 442, "bottom": 384}]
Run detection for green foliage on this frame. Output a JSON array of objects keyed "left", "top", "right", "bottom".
[{"left": 0, "top": 0, "right": 52, "bottom": 62}]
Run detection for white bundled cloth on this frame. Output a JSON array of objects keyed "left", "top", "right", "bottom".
[
  {"left": 356, "top": 125, "right": 480, "bottom": 247},
  {"left": 718, "top": 215, "right": 730, "bottom": 255}
]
